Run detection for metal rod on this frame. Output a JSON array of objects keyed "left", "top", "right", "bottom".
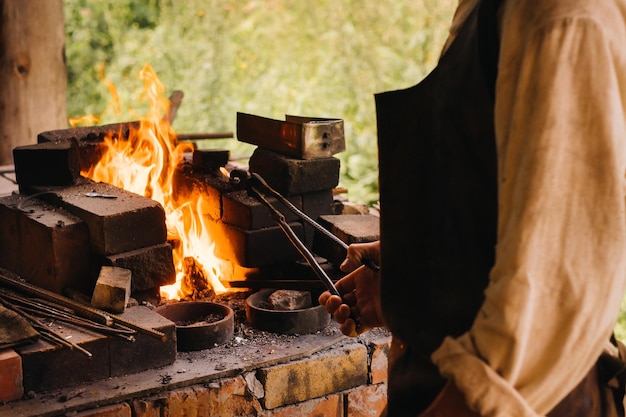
[
  {"left": 0, "top": 270, "right": 166, "bottom": 341},
  {"left": 228, "top": 280, "right": 327, "bottom": 290},
  {"left": 0, "top": 296, "right": 93, "bottom": 358},
  {"left": 177, "top": 132, "right": 234, "bottom": 141},
  {"left": 250, "top": 185, "right": 341, "bottom": 297},
  {"left": 249, "top": 173, "right": 380, "bottom": 273}
]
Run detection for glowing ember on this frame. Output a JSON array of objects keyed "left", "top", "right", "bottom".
[{"left": 78, "top": 63, "right": 227, "bottom": 299}]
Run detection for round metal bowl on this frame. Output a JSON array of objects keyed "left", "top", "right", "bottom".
[
  {"left": 156, "top": 301, "right": 234, "bottom": 351},
  {"left": 245, "top": 289, "right": 330, "bottom": 335}
]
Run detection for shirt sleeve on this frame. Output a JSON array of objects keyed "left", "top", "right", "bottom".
[{"left": 432, "top": 7, "right": 626, "bottom": 416}]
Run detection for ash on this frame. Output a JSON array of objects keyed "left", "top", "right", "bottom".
[{"left": 167, "top": 289, "right": 389, "bottom": 364}]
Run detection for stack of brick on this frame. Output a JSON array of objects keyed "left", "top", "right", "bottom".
[
  {"left": 0, "top": 134, "right": 176, "bottom": 300},
  {"left": 0, "top": 126, "right": 180, "bottom": 404}
]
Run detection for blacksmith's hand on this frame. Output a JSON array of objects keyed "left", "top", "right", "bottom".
[{"left": 319, "top": 241, "right": 385, "bottom": 336}]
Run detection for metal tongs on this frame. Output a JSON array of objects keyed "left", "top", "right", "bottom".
[{"left": 229, "top": 169, "right": 379, "bottom": 297}]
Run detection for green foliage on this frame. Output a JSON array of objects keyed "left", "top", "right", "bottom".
[{"left": 64, "top": 0, "right": 457, "bottom": 205}]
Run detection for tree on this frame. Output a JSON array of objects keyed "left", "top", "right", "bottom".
[{"left": 0, "top": 0, "right": 67, "bottom": 165}]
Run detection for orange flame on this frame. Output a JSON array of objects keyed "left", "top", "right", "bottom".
[{"left": 80, "top": 63, "right": 227, "bottom": 299}]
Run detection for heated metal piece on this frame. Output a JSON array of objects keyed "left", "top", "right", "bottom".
[
  {"left": 84, "top": 192, "right": 117, "bottom": 199},
  {"left": 236, "top": 113, "right": 346, "bottom": 159}
]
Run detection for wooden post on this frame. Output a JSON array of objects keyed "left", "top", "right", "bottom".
[{"left": 0, "top": 0, "right": 67, "bottom": 165}]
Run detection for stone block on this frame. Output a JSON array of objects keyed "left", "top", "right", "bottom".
[
  {"left": 13, "top": 139, "right": 82, "bottom": 187},
  {"left": 0, "top": 194, "right": 93, "bottom": 294},
  {"left": 258, "top": 340, "right": 368, "bottom": 409},
  {"left": 222, "top": 189, "right": 301, "bottom": 230},
  {"left": 16, "top": 323, "right": 111, "bottom": 393},
  {"left": 109, "top": 306, "right": 176, "bottom": 377},
  {"left": 91, "top": 266, "right": 132, "bottom": 314},
  {"left": 103, "top": 243, "right": 176, "bottom": 292},
  {"left": 209, "top": 221, "right": 304, "bottom": 268},
  {"left": 313, "top": 214, "right": 380, "bottom": 267},
  {"left": 38, "top": 122, "right": 139, "bottom": 173},
  {"left": 0, "top": 349, "right": 23, "bottom": 403},
  {"left": 248, "top": 148, "right": 340, "bottom": 196},
  {"left": 301, "top": 189, "right": 334, "bottom": 250},
  {"left": 191, "top": 148, "right": 230, "bottom": 174},
  {"left": 15, "top": 305, "right": 175, "bottom": 393},
  {"left": 25, "top": 180, "right": 167, "bottom": 256},
  {"left": 171, "top": 162, "right": 232, "bottom": 222}
]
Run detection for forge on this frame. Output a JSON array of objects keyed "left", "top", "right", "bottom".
[{"left": 0, "top": 113, "right": 388, "bottom": 417}]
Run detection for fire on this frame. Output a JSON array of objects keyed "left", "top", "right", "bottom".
[{"left": 78, "top": 63, "right": 227, "bottom": 299}]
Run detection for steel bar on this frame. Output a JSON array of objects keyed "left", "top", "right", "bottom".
[
  {"left": 15, "top": 302, "right": 136, "bottom": 341},
  {"left": 249, "top": 185, "right": 340, "bottom": 297},
  {"left": 0, "top": 269, "right": 166, "bottom": 341},
  {"left": 228, "top": 280, "right": 328, "bottom": 290},
  {"left": 0, "top": 297, "right": 93, "bottom": 358},
  {"left": 177, "top": 132, "right": 234, "bottom": 141}
]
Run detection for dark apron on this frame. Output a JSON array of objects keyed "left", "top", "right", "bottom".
[{"left": 374, "top": 0, "right": 626, "bottom": 415}]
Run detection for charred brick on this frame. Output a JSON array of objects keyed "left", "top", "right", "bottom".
[
  {"left": 13, "top": 139, "right": 82, "bottom": 187},
  {"left": 248, "top": 148, "right": 340, "bottom": 196}
]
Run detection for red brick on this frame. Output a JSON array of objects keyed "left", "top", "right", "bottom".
[
  {"left": 346, "top": 383, "right": 387, "bottom": 417},
  {"left": 74, "top": 403, "right": 131, "bottom": 417},
  {"left": 369, "top": 336, "right": 391, "bottom": 384},
  {"left": 131, "top": 377, "right": 263, "bottom": 417},
  {"left": 130, "top": 398, "right": 162, "bottom": 417},
  {"left": 0, "top": 349, "right": 23, "bottom": 403},
  {"left": 205, "top": 376, "right": 263, "bottom": 416},
  {"left": 156, "top": 387, "right": 204, "bottom": 417},
  {"left": 260, "top": 393, "right": 343, "bottom": 417}
]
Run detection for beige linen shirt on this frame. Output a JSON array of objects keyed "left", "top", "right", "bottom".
[{"left": 431, "top": 0, "right": 626, "bottom": 415}]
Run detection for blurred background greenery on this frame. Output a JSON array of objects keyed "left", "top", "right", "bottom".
[
  {"left": 63, "top": 0, "right": 457, "bottom": 206},
  {"left": 63, "top": 0, "right": 626, "bottom": 339}
]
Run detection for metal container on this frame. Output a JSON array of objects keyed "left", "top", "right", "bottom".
[{"left": 156, "top": 301, "right": 234, "bottom": 351}]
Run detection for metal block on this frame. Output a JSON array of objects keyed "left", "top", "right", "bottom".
[{"left": 236, "top": 113, "right": 345, "bottom": 159}]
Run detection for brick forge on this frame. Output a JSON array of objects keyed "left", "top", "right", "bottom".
[{"left": 0, "top": 122, "right": 387, "bottom": 416}]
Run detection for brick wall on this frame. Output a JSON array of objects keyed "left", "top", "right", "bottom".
[{"left": 0, "top": 334, "right": 390, "bottom": 417}]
